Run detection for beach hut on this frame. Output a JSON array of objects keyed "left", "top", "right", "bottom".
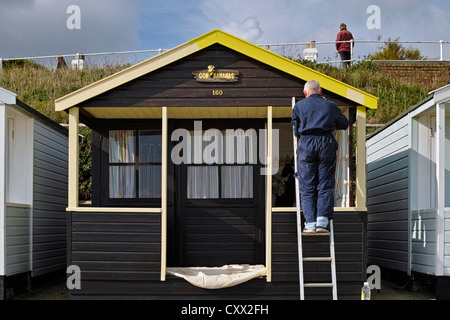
[
  {"left": 55, "top": 30, "right": 377, "bottom": 300},
  {"left": 366, "top": 84, "right": 450, "bottom": 299},
  {"left": 0, "top": 88, "right": 68, "bottom": 299}
]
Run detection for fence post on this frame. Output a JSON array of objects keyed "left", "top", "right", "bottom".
[
  {"left": 350, "top": 39, "right": 354, "bottom": 66},
  {"left": 0, "top": 58, "right": 3, "bottom": 72},
  {"left": 440, "top": 40, "right": 444, "bottom": 61}
]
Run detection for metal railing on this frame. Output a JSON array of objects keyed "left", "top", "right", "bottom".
[
  {"left": 260, "top": 39, "right": 450, "bottom": 67},
  {"left": 0, "top": 48, "right": 167, "bottom": 71},
  {"left": 1, "top": 39, "right": 449, "bottom": 71}
]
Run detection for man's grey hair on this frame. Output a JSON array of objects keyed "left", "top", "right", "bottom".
[{"left": 304, "top": 80, "right": 321, "bottom": 93}]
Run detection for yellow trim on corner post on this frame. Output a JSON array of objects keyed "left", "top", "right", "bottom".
[
  {"left": 161, "top": 106, "right": 168, "bottom": 281},
  {"left": 265, "top": 106, "right": 272, "bottom": 282},
  {"left": 355, "top": 106, "right": 367, "bottom": 211},
  {"left": 68, "top": 107, "right": 79, "bottom": 209}
]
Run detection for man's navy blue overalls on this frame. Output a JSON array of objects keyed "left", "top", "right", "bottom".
[{"left": 291, "top": 93, "right": 349, "bottom": 230}]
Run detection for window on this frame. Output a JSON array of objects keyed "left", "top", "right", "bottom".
[
  {"left": 221, "top": 166, "right": 253, "bottom": 198},
  {"left": 187, "top": 166, "right": 219, "bottom": 199},
  {"left": 108, "top": 129, "right": 161, "bottom": 199},
  {"left": 187, "top": 165, "right": 254, "bottom": 200},
  {"left": 186, "top": 129, "right": 254, "bottom": 200}
]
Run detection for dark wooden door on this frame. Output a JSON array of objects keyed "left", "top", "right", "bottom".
[{"left": 173, "top": 119, "right": 265, "bottom": 267}]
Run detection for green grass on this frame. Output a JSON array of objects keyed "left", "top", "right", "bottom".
[
  {"left": 0, "top": 58, "right": 431, "bottom": 125},
  {"left": 0, "top": 60, "right": 129, "bottom": 123},
  {"left": 297, "top": 59, "right": 430, "bottom": 124}
]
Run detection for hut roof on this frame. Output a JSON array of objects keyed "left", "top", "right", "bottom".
[{"left": 55, "top": 29, "right": 378, "bottom": 113}]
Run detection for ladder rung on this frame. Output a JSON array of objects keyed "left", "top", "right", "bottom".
[
  {"left": 303, "top": 257, "right": 332, "bottom": 262},
  {"left": 304, "top": 283, "right": 334, "bottom": 288},
  {"left": 301, "top": 232, "right": 330, "bottom": 236}
]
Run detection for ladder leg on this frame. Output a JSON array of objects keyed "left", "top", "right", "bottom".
[
  {"left": 292, "top": 97, "right": 304, "bottom": 300},
  {"left": 298, "top": 220, "right": 304, "bottom": 300},
  {"left": 330, "top": 220, "right": 338, "bottom": 300}
]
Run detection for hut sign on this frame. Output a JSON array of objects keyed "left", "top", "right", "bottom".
[{"left": 192, "top": 65, "right": 239, "bottom": 82}]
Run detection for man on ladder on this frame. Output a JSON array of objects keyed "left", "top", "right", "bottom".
[
  {"left": 291, "top": 80, "right": 348, "bottom": 300},
  {"left": 292, "top": 80, "right": 348, "bottom": 234}
]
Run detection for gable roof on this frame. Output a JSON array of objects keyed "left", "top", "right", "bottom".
[
  {"left": 0, "top": 87, "right": 68, "bottom": 135},
  {"left": 0, "top": 87, "right": 18, "bottom": 105},
  {"left": 55, "top": 29, "right": 377, "bottom": 112}
]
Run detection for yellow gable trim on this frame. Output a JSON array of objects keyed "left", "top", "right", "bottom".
[
  {"left": 55, "top": 41, "right": 201, "bottom": 111},
  {"left": 195, "top": 30, "right": 377, "bottom": 109},
  {"left": 55, "top": 29, "right": 377, "bottom": 112}
]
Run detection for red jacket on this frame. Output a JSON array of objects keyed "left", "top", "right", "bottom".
[{"left": 336, "top": 29, "right": 354, "bottom": 52}]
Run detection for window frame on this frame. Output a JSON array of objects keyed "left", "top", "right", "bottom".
[
  {"left": 176, "top": 118, "right": 263, "bottom": 207},
  {"left": 98, "top": 120, "right": 163, "bottom": 207},
  {"left": 185, "top": 164, "right": 255, "bottom": 200}
]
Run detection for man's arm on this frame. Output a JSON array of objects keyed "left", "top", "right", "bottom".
[
  {"left": 334, "top": 105, "right": 349, "bottom": 130},
  {"left": 291, "top": 107, "right": 301, "bottom": 138}
]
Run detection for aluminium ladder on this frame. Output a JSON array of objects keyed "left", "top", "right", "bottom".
[{"left": 292, "top": 97, "right": 338, "bottom": 300}]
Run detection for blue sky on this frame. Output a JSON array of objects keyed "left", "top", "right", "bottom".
[{"left": 1, "top": 0, "right": 450, "bottom": 63}]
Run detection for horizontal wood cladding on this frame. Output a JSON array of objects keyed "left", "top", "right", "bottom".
[
  {"left": 33, "top": 121, "right": 68, "bottom": 277},
  {"left": 183, "top": 206, "right": 262, "bottom": 267},
  {"left": 70, "top": 278, "right": 361, "bottom": 300},
  {"left": 79, "top": 44, "right": 356, "bottom": 112},
  {"left": 272, "top": 211, "right": 367, "bottom": 300},
  {"left": 68, "top": 210, "right": 366, "bottom": 300},
  {"left": 366, "top": 150, "right": 409, "bottom": 273},
  {"left": 69, "top": 211, "right": 161, "bottom": 282}
]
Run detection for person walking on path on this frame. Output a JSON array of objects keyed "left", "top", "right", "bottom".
[
  {"left": 291, "top": 80, "right": 349, "bottom": 233},
  {"left": 336, "top": 23, "right": 354, "bottom": 68}
]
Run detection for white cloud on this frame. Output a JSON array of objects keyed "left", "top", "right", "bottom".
[
  {"left": 222, "top": 17, "right": 263, "bottom": 42},
  {"left": 191, "top": 0, "right": 450, "bottom": 61},
  {"left": 2, "top": 0, "right": 450, "bottom": 62}
]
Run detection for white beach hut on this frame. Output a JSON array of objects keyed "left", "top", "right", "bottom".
[
  {"left": 0, "top": 87, "right": 68, "bottom": 299},
  {"left": 366, "top": 84, "right": 450, "bottom": 299}
]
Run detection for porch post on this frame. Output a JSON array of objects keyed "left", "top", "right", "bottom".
[
  {"left": 355, "top": 106, "right": 367, "bottom": 211},
  {"left": 435, "top": 103, "right": 445, "bottom": 276},
  {"left": 266, "top": 106, "right": 272, "bottom": 282},
  {"left": 68, "top": 107, "right": 79, "bottom": 209},
  {"left": 161, "top": 106, "right": 168, "bottom": 281}
]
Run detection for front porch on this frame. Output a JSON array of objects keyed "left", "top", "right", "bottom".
[{"left": 56, "top": 29, "right": 377, "bottom": 299}]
